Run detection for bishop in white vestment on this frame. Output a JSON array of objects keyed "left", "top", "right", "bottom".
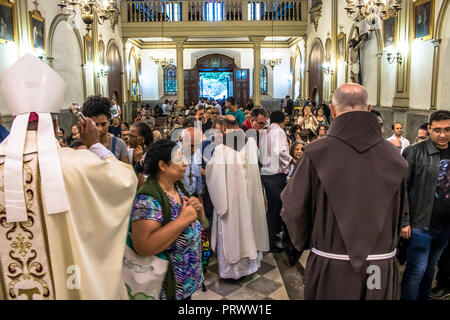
[
  {"left": 206, "top": 129, "right": 269, "bottom": 279},
  {"left": 0, "top": 55, "right": 137, "bottom": 299}
]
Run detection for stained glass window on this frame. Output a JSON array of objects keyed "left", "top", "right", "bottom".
[
  {"left": 164, "top": 64, "right": 177, "bottom": 95},
  {"left": 261, "top": 64, "right": 268, "bottom": 95}
]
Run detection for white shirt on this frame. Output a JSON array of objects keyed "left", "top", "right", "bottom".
[
  {"left": 260, "top": 123, "right": 292, "bottom": 176},
  {"left": 387, "top": 135, "right": 410, "bottom": 153}
]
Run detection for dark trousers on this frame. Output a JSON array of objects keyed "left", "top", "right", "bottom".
[
  {"left": 436, "top": 244, "right": 450, "bottom": 289},
  {"left": 261, "top": 173, "right": 287, "bottom": 249}
]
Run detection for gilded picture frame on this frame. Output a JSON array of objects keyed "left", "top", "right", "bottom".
[
  {"left": 30, "top": 9, "right": 45, "bottom": 52},
  {"left": 0, "top": 0, "right": 17, "bottom": 44},
  {"left": 383, "top": 16, "right": 397, "bottom": 48},
  {"left": 413, "top": 0, "right": 434, "bottom": 41},
  {"left": 84, "top": 34, "right": 93, "bottom": 64},
  {"left": 337, "top": 32, "right": 346, "bottom": 61}
]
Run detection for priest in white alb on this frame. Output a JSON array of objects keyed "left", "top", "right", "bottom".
[
  {"left": 0, "top": 55, "right": 137, "bottom": 299},
  {"left": 206, "top": 115, "right": 269, "bottom": 279}
]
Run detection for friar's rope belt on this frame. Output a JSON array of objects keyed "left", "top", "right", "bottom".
[{"left": 311, "top": 248, "right": 397, "bottom": 261}]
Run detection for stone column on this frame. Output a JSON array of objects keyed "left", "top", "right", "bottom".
[
  {"left": 430, "top": 39, "right": 441, "bottom": 110},
  {"left": 174, "top": 37, "right": 186, "bottom": 108},
  {"left": 331, "top": 0, "right": 338, "bottom": 93},
  {"left": 250, "top": 37, "right": 264, "bottom": 107}
]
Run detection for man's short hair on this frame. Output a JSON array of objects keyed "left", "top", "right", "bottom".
[
  {"left": 223, "top": 116, "right": 237, "bottom": 128},
  {"left": 332, "top": 83, "right": 369, "bottom": 110},
  {"left": 371, "top": 109, "right": 382, "bottom": 119},
  {"left": 285, "top": 95, "right": 290, "bottom": 99},
  {"left": 212, "top": 116, "right": 224, "bottom": 128},
  {"left": 419, "top": 123, "right": 429, "bottom": 131},
  {"left": 182, "top": 116, "right": 196, "bottom": 128},
  {"left": 429, "top": 110, "right": 450, "bottom": 125},
  {"left": 82, "top": 96, "right": 111, "bottom": 120},
  {"left": 270, "top": 110, "right": 285, "bottom": 124},
  {"left": 391, "top": 122, "right": 402, "bottom": 130},
  {"left": 226, "top": 97, "right": 235, "bottom": 105},
  {"left": 251, "top": 107, "right": 268, "bottom": 119}
]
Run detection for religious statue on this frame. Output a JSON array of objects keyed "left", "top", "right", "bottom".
[{"left": 348, "top": 27, "right": 368, "bottom": 84}]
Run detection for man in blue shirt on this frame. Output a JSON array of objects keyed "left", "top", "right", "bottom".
[{"left": 225, "top": 97, "right": 245, "bottom": 126}]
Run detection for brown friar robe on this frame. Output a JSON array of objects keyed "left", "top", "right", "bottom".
[{"left": 281, "top": 111, "right": 409, "bottom": 300}]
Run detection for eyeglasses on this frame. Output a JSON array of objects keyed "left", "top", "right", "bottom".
[{"left": 430, "top": 127, "right": 450, "bottom": 135}]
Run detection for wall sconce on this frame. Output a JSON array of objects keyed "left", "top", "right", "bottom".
[
  {"left": 96, "top": 64, "right": 109, "bottom": 77},
  {"left": 384, "top": 46, "right": 403, "bottom": 65},
  {"left": 322, "top": 62, "right": 334, "bottom": 75}
]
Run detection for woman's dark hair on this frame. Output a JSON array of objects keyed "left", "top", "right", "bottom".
[
  {"left": 82, "top": 96, "right": 111, "bottom": 120},
  {"left": 143, "top": 140, "right": 178, "bottom": 178},
  {"left": 121, "top": 121, "right": 130, "bottom": 130},
  {"left": 226, "top": 97, "right": 235, "bottom": 105},
  {"left": 290, "top": 124, "right": 301, "bottom": 135},
  {"left": 290, "top": 140, "right": 304, "bottom": 158},
  {"left": 69, "top": 139, "right": 86, "bottom": 149},
  {"left": 59, "top": 127, "right": 65, "bottom": 136},
  {"left": 132, "top": 122, "right": 154, "bottom": 148}
]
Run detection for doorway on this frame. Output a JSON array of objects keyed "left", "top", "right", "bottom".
[{"left": 199, "top": 71, "right": 233, "bottom": 99}]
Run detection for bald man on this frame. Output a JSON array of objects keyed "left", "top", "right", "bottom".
[
  {"left": 179, "top": 126, "right": 204, "bottom": 196},
  {"left": 281, "top": 83, "right": 409, "bottom": 299}
]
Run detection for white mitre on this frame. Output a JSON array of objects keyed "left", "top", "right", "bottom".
[{"left": 0, "top": 54, "right": 70, "bottom": 222}]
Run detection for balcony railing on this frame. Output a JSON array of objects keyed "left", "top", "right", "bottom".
[{"left": 124, "top": 0, "right": 304, "bottom": 23}]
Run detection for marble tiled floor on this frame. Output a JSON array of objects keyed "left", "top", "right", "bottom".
[{"left": 192, "top": 252, "right": 301, "bottom": 300}]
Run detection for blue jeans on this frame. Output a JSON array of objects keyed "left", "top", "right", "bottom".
[{"left": 401, "top": 227, "right": 450, "bottom": 300}]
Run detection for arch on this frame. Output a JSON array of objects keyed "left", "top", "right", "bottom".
[
  {"left": 107, "top": 41, "right": 123, "bottom": 107},
  {"left": 46, "top": 13, "right": 85, "bottom": 101},
  {"left": 308, "top": 37, "right": 324, "bottom": 103},
  {"left": 431, "top": 0, "right": 449, "bottom": 109},
  {"left": 260, "top": 64, "right": 268, "bottom": 95},
  {"left": 292, "top": 44, "right": 302, "bottom": 99},
  {"left": 164, "top": 64, "right": 177, "bottom": 95}
]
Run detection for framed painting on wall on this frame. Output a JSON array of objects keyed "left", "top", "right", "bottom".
[
  {"left": 0, "top": 0, "right": 17, "bottom": 44},
  {"left": 30, "top": 10, "right": 45, "bottom": 52},
  {"left": 413, "top": 0, "right": 434, "bottom": 41},
  {"left": 383, "top": 16, "right": 397, "bottom": 48},
  {"left": 337, "top": 32, "right": 346, "bottom": 61},
  {"left": 84, "top": 34, "right": 92, "bottom": 63}
]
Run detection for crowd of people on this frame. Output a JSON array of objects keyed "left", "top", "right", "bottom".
[
  {"left": 0, "top": 55, "right": 448, "bottom": 301},
  {"left": 54, "top": 85, "right": 449, "bottom": 300}
]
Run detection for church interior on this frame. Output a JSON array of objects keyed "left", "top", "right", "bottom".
[
  {"left": 0, "top": 0, "right": 449, "bottom": 141},
  {"left": 0, "top": 0, "right": 449, "bottom": 301}
]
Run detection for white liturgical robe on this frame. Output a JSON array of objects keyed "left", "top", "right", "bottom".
[
  {"left": 0, "top": 132, "right": 137, "bottom": 299},
  {"left": 206, "top": 136, "right": 269, "bottom": 279}
]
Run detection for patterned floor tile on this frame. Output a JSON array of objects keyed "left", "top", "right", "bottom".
[
  {"left": 256, "top": 261, "right": 277, "bottom": 276},
  {"left": 245, "top": 276, "right": 282, "bottom": 296},
  {"left": 203, "top": 270, "right": 220, "bottom": 286},
  {"left": 225, "top": 286, "right": 266, "bottom": 300},
  {"left": 207, "top": 279, "right": 242, "bottom": 297},
  {"left": 262, "top": 268, "right": 283, "bottom": 283},
  {"left": 262, "top": 253, "right": 277, "bottom": 266},
  {"left": 268, "top": 286, "right": 289, "bottom": 300},
  {"left": 192, "top": 287, "right": 224, "bottom": 300}
]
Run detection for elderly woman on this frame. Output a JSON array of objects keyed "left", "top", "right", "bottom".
[
  {"left": 130, "top": 140, "right": 205, "bottom": 300},
  {"left": 287, "top": 140, "right": 305, "bottom": 180}
]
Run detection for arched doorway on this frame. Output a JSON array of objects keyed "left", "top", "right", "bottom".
[
  {"left": 184, "top": 54, "right": 249, "bottom": 107},
  {"left": 107, "top": 42, "right": 123, "bottom": 108},
  {"left": 308, "top": 39, "right": 324, "bottom": 104}
]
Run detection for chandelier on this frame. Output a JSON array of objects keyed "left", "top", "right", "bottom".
[
  {"left": 344, "top": 0, "right": 402, "bottom": 30},
  {"left": 263, "top": 52, "right": 282, "bottom": 70},
  {"left": 152, "top": 56, "right": 174, "bottom": 69},
  {"left": 57, "top": 0, "right": 120, "bottom": 31},
  {"left": 264, "top": 19, "right": 282, "bottom": 69}
]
